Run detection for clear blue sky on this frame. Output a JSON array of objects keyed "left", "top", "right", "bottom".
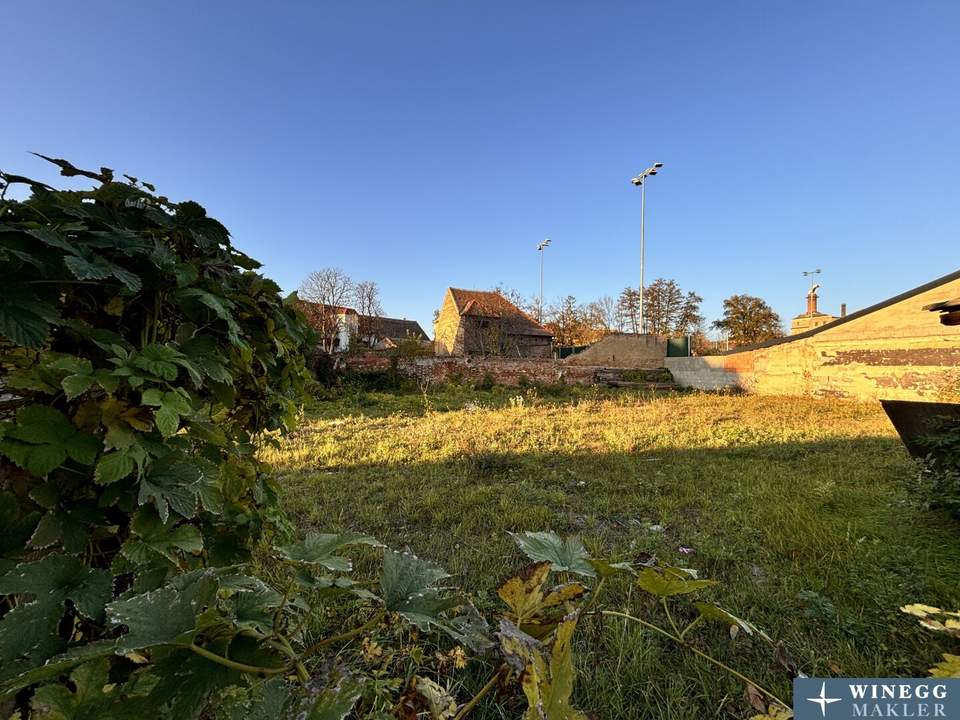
[{"left": 5, "top": 2, "right": 959, "bottom": 336}]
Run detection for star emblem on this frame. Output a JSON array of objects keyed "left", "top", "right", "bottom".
[{"left": 807, "top": 681, "right": 842, "bottom": 717}]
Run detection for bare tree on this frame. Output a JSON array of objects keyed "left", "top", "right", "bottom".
[
  {"left": 586, "top": 296, "right": 618, "bottom": 334},
  {"left": 354, "top": 280, "right": 384, "bottom": 343},
  {"left": 491, "top": 284, "right": 536, "bottom": 318},
  {"left": 616, "top": 287, "right": 642, "bottom": 334},
  {"left": 545, "top": 295, "right": 583, "bottom": 346},
  {"left": 299, "top": 268, "right": 355, "bottom": 353}
]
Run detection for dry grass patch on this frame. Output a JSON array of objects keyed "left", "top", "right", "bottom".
[{"left": 266, "top": 389, "right": 960, "bottom": 719}]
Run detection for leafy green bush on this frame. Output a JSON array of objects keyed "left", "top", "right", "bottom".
[
  {"left": 916, "top": 417, "right": 960, "bottom": 518},
  {"left": 0, "top": 158, "right": 312, "bottom": 713},
  {"left": 475, "top": 372, "right": 495, "bottom": 392}
]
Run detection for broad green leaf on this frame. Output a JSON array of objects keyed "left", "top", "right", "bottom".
[
  {"left": 30, "top": 657, "right": 116, "bottom": 719},
  {"left": 27, "top": 227, "right": 78, "bottom": 253},
  {"left": 28, "top": 502, "right": 104, "bottom": 554},
  {"left": 95, "top": 451, "right": 135, "bottom": 485},
  {"left": 0, "top": 405, "right": 99, "bottom": 476},
  {"left": 138, "top": 457, "right": 201, "bottom": 522},
  {"left": 381, "top": 549, "right": 450, "bottom": 612},
  {"left": 0, "top": 640, "right": 118, "bottom": 697},
  {"left": 305, "top": 675, "right": 363, "bottom": 720},
  {"left": 143, "top": 389, "right": 193, "bottom": 437},
  {"left": 132, "top": 344, "right": 184, "bottom": 381},
  {"left": 173, "top": 263, "right": 199, "bottom": 288},
  {"left": 107, "top": 568, "right": 220, "bottom": 651},
  {"left": 154, "top": 406, "right": 180, "bottom": 437},
  {"left": 122, "top": 507, "right": 203, "bottom": 565},
  {"left": 0, "top": 556, "right": 112, "bottom": 664},
  {"left": 635, "top": 567, "right": 718, "bottom": 598},
  {"left": 144, "top": 648, "right": 238, "bottom": 720},
  {"left": 176, "top": 288, "right": 245, "bottom": 346},
  {"left": 276, "top": 531, "right": 383, "bottom": 572},
  {"left": 0, "top": 285, "right": 58, "bottom": 347},
  {"left": 294, "top": 571, "right": 379, "bottom": 602},
  {"left": 437, "top": 603, "right": 495, "bottom": 655},
  {"left": 61, "top": 372, "right": 94, "bottom": 400},
  {"left": 511, "top": 531, "right": 596, "bottom": 577},
  {"left": 5, "top": 405, "right": 78, "bottom": 444},
  {"left": 380, "top": 549, "right": 480, "bottom": 640},
  {"left": 227, "top": 677, "right": 290, "bottom": 720},
  {"left": 0, "top": 491, "right": 39, "bottom": 557},
  {"left": 694, "top": 602, "right": 771, "bottom": 641},
  {"left": 0, "top": 304, "right": 51, "bottom": 347},
  {"left": 64, "top": 254, "right": 114, "bottom": 281},
  {"left": 587, "top": 558, "right": 635, "bottom": 578},
  {"left": 221, "top": 575, "right": 284, "bottom": 636},
  {"left": 140, "top": 388, "right": 165, "bottom": 406},
  {"left": 47, "top": 356, "right": 93, "bottom": 375}
]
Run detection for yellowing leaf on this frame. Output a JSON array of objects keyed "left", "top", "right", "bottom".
[
  {"left": 930, "top": 653, "right": 960, "bottom": 678},
  {"left": 498, "top": 562, "right": 552, "bottom": 623},
  {"left": 901, "top": 603, "right": 960, "bottom": 638},
  {"left": 694, "top": 602, "right": 771, "bottom": 642},
  {"left": 750, "top": 705, "right": 793, "bottom": 719},
  {"left": 635, "top": 567, "right": 718, "bottom": 597},
  {"left": 497, "top": 562, "right": 587, "bottom": 632},
  {"left": 498, "top": 615, "right": 588, "bottom": 720}
]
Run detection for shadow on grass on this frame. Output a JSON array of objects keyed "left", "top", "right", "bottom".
[{"left": 277, "top": 436, "right": 959, "bottom": 719}]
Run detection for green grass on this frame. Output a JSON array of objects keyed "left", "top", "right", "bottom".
[{"left": 266, "top": 387, "right": 960, "bottom": 719}]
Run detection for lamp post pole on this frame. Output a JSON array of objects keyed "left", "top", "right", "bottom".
[
  {"left": 537, "top": 238, "right": 550, "bottom": 323},
  {"left": 640, "top": 178, "right": 646, "bottom": 333},
  {"left": 631, "top": 163, "right": 663, "bottom": 335}
]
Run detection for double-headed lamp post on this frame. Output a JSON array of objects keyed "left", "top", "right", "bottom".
[
  {"left": 630, "top": 162, "right": 663, "bottom": 334},
  {"left": 537, "top": 238, "right": 551, "bottom": 323}
]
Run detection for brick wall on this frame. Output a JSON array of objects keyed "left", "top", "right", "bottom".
[
  {"left": 346, "top": 354, "right": 603, "bottom": 386},
  {"left": 666, "top": 274, "right": 960, "bottom": 401}
]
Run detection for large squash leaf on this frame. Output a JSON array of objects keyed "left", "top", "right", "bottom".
[
  {"left": 276, "top": 531, "right": 383, "bottom": 572},
  {"left": 0, "top": 556, "right": 112, "bottom": 665},
  {"left": 511, "top": 531, "right": 595, "bottom": 577}
]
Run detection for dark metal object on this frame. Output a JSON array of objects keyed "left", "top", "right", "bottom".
[
  {"left": 880, "top": 399, "right": 960, "bottom": 459},
  {"left": 923, "top": 296, "right": 960, "bottom": 325},
  {"left": 666, "top": 336, "right": 691, "bottom": 357}
]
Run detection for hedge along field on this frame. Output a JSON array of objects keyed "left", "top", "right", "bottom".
[{"left": 269, "top": 389, "right": 960, "bottom": 719}]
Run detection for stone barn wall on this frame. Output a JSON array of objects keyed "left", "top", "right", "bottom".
[{"left": 666, "top": 272, "right": 960, "bottom": 401}]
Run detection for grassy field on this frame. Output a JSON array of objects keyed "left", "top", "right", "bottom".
[{"left": 266, "top": 386, "right": 960, "bottom": 719}]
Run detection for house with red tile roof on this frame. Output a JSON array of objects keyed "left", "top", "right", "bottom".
[
  {"left": 296, "top": 300, "right": 358, "bottom": 353},
  {"left": 433, "top": 288, "right": 552, "bottom": 357}
]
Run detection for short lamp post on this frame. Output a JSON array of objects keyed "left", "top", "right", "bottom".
[{"left": 630, "top": 162, "right": 663, "bottom": 334}]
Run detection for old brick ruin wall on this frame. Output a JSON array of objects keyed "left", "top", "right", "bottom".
[
  {"left": 346, "top": 354, "right": 609, "bottom": 386},
  {"left": 666, "top": 275, "right": 960, "bottom": 401}
]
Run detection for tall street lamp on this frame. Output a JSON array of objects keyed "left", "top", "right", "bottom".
[
  {"left": 537, "top": 238, "right": 551, "bottom": 323},
  {"left": 630, "top": 162, "right": 663, "bottom": 334}
]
